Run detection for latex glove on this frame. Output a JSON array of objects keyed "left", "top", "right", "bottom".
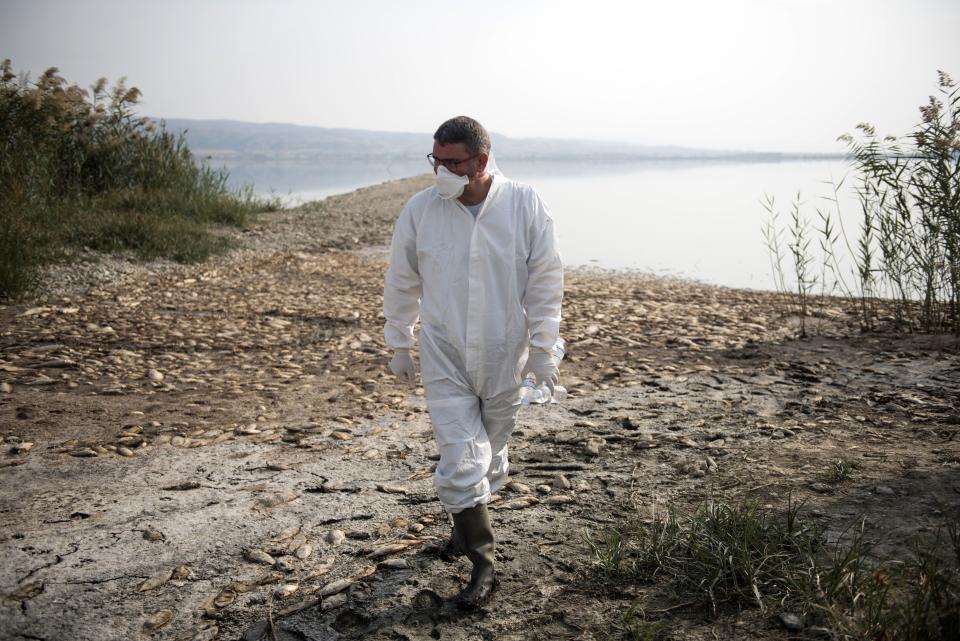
[
  {"left": 388, "top": 349, "right": 417, "bottom": 386},
  {"left": 522, "top": 348, "right": 559, "bottom": 396}
]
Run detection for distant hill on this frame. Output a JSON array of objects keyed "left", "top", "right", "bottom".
[{"left": 156, "top": 118, "right": 838, "bottom": 162}]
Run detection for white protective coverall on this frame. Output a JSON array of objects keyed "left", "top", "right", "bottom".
[{"left": 383, "top": 174, "right": 563, "bottom": 513}]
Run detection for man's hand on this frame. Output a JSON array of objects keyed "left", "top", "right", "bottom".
[
  {"left": 522, "top": 349, "right": 559, "bottom": 396},
  {"left": 388, "top": 349, "right": 417, "bottom": 386}
]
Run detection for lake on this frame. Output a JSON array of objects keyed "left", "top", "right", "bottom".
[{"left": 220, "top": 156, "right": 862, "bottom": 292}]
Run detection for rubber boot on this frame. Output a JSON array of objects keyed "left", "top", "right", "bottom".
[
  {"left": 451, "top": 503, "right": 496, "bottom": 609},
  {"left": 439, "top": 514, "right": 465, "bottom": 562}
]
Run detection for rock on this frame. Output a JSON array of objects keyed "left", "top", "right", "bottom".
[
  {"left": 875, "top": 485, "right": 895, "bottom": 496},
  {"left": 274, "top": 558, "right": 295, "bottom": 572},
  {"left": 0, "top": 382, "right": 11, "bottom": 393},
  {"left": 147, "top": 369, "right": 164, "bottom": 383},
  {"left": 552, "top": 474, "right": 572, "bottom": 491},
  {"left": 809, "top": 482, "right": 834, "bottom": 494},
  {"left": 294, "top": 543, "right": 313, "bottom": 560}
]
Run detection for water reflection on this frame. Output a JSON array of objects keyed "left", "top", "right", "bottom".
[{"left": 218, "top": 157, "right": 859, "bottom": 291}]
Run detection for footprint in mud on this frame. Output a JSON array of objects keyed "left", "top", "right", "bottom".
[{"left": 410, "top": 588, "right": 443, "bottom": 612}]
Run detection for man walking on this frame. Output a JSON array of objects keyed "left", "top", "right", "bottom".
[{"left": 383, "top": 116, "right": 563, "bottom": 608}]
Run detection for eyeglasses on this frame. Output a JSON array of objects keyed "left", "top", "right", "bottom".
[{"left": 426, "top": 153, "right": 479, "bottom": 170}]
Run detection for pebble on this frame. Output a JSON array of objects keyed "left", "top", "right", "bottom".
[
  {"left": 875, "top": 485, "right": 895, "bottom": 496},
  {"left": 147, "top": 369, "right": 164, "bottom": 382},
  {"left": 0, "top": 382, "right": 11, "bottom": 393},
  {"left": 552, "top": 474, "right": 572, "bottom": 491}
]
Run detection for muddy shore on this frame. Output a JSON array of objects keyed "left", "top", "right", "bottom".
[{"left": 1, "top": 175, "right": 958, "bottom": 641}]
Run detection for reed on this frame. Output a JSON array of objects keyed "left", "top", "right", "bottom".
[
  {"left": 764, "top": 71, "right": 959, "bottom": 334},
  {"left": 0, "top": 60, "right": 278, "bottom": 299}
]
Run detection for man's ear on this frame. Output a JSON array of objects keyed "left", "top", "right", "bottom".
[{"left": 475, "top": 152, "right": 489, "bottom": 176}]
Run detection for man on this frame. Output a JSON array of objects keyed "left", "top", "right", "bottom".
[{"left": 383, "top": 116, "right": 563, "bottom": 608}]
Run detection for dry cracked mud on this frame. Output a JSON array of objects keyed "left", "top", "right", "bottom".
[{"left": 1, "top": 175, "right": 958, "bottom": 641}]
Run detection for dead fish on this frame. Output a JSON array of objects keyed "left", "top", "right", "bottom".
[
  {"left": 10, "top": 442, "right": 33, "bottom": 454},
  {"left": 138, "top": 568, "right": 173, "bottom": 592},
  {"left": 493, "top": 497, "right": 539, "bottom": 510},
  {"left": 257, "top": 491, "right": 298, "bottom": 508},
  {"left": 275, "top": 525, "right": 301, "bottom": 541},
  {"left": 70, "top": 448, "right": 98, "bottom": 458},
  {"left": 142, "top": 527, "right": 164, "bottom": 542},
  {"left": 143, "top": 609, "right": 174, "bottom": 632},
  {"left": 117, "top": 446, "right": 135, "bottom": 457},
  {"left": 367, "top": 543, "right": 410, "bottom": 559},
  {"left": 5, "top": 580, "right": 43, "bottom": 602},
  {"left": 546, "top": 494, "right": 575, "bottom": 505},
  {"left": 274, "top": 583, "right": 299, "bottom": 599},
  {"left": 319, "top": 578, "right": 353, "bottom": 597},
  {"left": 191, "top": 626, "right": 219, "bottom": 641},
  {"left": 324, "top": 530, "right": 346, "bottom": 546},
  {"left": 379, "top": 558, "right": 409, "bottom": 570},
  {"left": 213, "top": 588, "right": 236, "bottom": 608},
  {"left": 274, "top": 558, "right": 295, "bottom": 573},
  {"left": 676, "top": 436, "right": 700, "bottom": 449},
  {"left": 171, "top": 565, "right": 191, "bottom": 580},
  {"left": 229, "top": 580, "right": 254, "bottom": 593},
  {"left": 242, "top": 548, "right": 276, "bottom": 565},
  {"left": 295, "top": 543, "right": 313, "bottom": 560},
  {"left": 162, "top": 481, "right": 201, "bottom": 491}
]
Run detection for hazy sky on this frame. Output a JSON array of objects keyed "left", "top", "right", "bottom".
[{"left": 4, "top": 0, "right": 959, "bottom": 152}]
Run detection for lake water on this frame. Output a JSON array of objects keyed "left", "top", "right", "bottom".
[{"left": 220, "top": 157, "right": 862, "bottom": 291}]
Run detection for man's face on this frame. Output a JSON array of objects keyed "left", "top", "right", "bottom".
[{"left": 431, "top": 141, "right": 484, "bottom": 177}]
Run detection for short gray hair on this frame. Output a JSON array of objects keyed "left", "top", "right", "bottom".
[{"left": 433, "top": 116, "right": 491, "bottom": 155}]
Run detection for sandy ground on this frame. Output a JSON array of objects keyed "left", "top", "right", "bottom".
[{"left": 1, "top": 175, "right": 958, "bottom": 641}]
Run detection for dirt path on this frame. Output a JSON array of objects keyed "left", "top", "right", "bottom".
[{"left": 1, "top": 176, "right": 958, "bottom": 641}]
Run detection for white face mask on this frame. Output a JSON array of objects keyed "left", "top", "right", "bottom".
[{"left": 434, "top": 165, "right": 469, "bottom": 200}]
